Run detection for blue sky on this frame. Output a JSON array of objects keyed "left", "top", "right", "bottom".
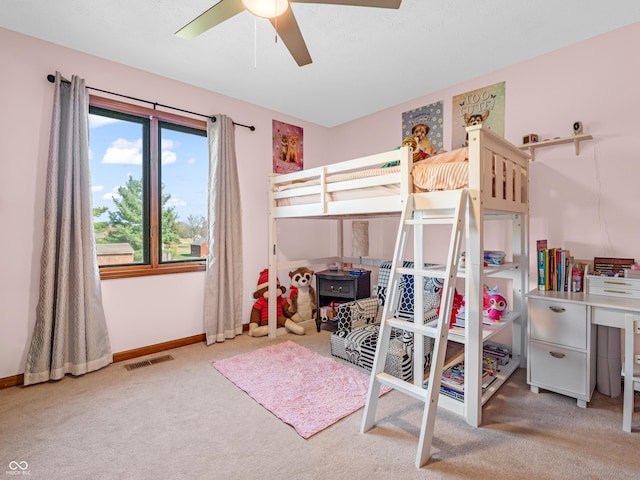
[{"left": 88, "top": 114, "right": 208, "bottom": 223}]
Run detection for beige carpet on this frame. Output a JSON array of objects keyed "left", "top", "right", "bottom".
[{"left": 1, "top": 329, "right": 639, "bottom": 480}]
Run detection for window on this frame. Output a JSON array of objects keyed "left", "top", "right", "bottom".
[{"left": 88, "top": 96, "right": 209, "bottom": 279}]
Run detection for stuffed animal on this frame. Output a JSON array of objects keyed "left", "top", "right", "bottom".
[
  {"left": 287, "top": 267, "right": 317, "bottom": 323},
  {"left": 487, "top": 286, "right": 508, "bottom": 321},
  {"left": 249, "top": 269, "right": 305, "bottom": 337},
  {"left": 382, "top": 138, "right": 427, "bottom": 168},
  {"left": 436, "top": 288, "right": 465, "bottom": 328},
  {"left": 402, "top": 137, "right": 425, "bottom": 163}
]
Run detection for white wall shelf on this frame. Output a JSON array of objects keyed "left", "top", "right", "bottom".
[{"left": 518, "top": 133, "right": 593, "bottom": 160}]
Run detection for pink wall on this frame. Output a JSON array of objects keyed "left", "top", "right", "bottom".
[
  {"left": 331, "top": 23, "right": 640, "bottom": 278},
  {"left": 0, "top": 27, "right": 331, "bottom": 378},
  {"left": 2, "top": 23, "right": 640, "bottom": 379}
]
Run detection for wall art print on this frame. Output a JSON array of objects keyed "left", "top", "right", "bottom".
[
  {"left": 451, "top": 81, "right": 505, "bottom": 150},
  {"left": 402, "top": 101, "right": 444, "bottom": 157},
  {"left": 272, "top": 120, "right": 303, "bottom": 174}
]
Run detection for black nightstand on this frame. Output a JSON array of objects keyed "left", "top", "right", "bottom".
[{"left": 315, "top": 269, "right": 371, "bottom": 332}]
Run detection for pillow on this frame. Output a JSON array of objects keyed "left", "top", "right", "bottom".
[{"left": 414, "top": 147, "right": 468, "bottom": 166}]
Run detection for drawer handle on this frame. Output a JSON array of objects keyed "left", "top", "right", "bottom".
[
  {"left": 603, "top": 280, "right": 626, "bottom": 286},
  {"left": 549, "top": 306, "right": 566, "bottom": 313},
  {"left": 603, "top": 289, "right": 629, "bottom": 295},
  {"left": 330, "top": 286, "right": 343, "bottom": 292},
  {"left": 549, "top": 351, "right": 566, "bottom": 359}
]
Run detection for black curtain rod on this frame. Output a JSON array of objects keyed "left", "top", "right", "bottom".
[{"left": 46, "top": 74, "right": 255, "bottom": 131}]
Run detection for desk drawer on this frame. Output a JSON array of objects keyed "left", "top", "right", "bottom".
[
  {"left": 529, "top": 299, "right": 587, "bottom": 349},
  {"left": 591, "top": 307, "right": 640, "bottom": 329},
  {"left": 318, "top": 279, "right": 355, "bottom": 298},
  {"left": 587, "top": 276, "right": 640, "bottom": 300},
  {"left": 529, "top": 341, "right": 588, "bottom": 397}
]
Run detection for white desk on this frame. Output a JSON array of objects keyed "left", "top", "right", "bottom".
[{"left": 527, "top": 290, "right": 640, "bottom": 432}]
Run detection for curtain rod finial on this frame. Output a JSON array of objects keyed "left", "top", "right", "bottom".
[{"left": 47, "top": 74, "right": 55, "bottom": 83}]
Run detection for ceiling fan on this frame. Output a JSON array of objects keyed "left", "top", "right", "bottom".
[{"left": 175, "top": 0, "right": 402, "bottom": 67}]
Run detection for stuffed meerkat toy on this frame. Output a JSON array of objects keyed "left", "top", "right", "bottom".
[{"left": 287, "top": 267, "right": 317, "bottom": 323}]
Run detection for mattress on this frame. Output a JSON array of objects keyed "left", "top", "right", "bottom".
[{"left": 274, "top": 152, "right": 470, "bottom": 207}]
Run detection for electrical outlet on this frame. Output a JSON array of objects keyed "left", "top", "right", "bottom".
[{"left": 636, "top": 354, "right": 640, "bottom": 365}]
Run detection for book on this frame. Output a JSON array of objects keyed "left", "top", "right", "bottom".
[
  {"left": 593, "top": 257, "right": 635, "bottom": 277},
  {"left": 537, "top": 240, "right": 548, "bottom": 291},
  {"left": 549, "top": 248, "right": 557, "bottom": 291}
]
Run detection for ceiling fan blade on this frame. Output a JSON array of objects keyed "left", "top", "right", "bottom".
[
  {"left": 175, "top": 0, "right": 245, "bottom": 39},
  {"left": 290, "top": 0, "right": 401, "bottom": 8},
  {"left": 270, "top": 8, "right": 312, "bottom": 66}
]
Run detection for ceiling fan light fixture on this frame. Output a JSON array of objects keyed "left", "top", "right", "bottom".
[{"left": 242, "top": 0, "right": 289, "bottom": 19}]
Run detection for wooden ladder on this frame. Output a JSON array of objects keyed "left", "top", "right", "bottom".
[{"left": 360, "top": 189, "right": 467, "bottom": 468}]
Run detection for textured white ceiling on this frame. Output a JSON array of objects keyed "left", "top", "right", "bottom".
[{"left": 2, "top": 0, "right": 640, "bottom": 127}]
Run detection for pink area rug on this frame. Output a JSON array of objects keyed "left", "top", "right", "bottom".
[{"left": 211, "top": 341, "right": 389, "bottom": 439}]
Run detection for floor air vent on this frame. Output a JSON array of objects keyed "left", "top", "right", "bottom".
[{"left": 124, "top": 354, "right": 174, "bottom": 371}]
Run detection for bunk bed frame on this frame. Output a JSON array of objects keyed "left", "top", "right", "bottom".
[{"left": 266, "top": 125, "right": 531, "bottom": 427}]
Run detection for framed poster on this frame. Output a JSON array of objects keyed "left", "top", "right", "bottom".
[
  {"left": 272, "top": 120, "right": 303, "bottom": 174},
  {"left": 402, "top": 101, "right": 444, "bottom": 157},
  {"left": 452, "top": 81, "right": 505, "bottom": 150}
]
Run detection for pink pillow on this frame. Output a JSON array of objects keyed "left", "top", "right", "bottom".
[{"left": 415, "top": 147, "right": 468, "bottom": 166}]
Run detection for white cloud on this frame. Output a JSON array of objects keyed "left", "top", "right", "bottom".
[
  {"left": 161, "top": 150, "right": 177, "bottom": 165},
  {"left": 161, "top": 139, "right": 176, "bottom": 150},
  {"left": 103, "top": 192, "right": 121, "bottom": 201},
  {"left": 103, "top": 185, "right": 122, "bottom": 201},
  {"left": 89, "top": 115, "right": 121, "bottom": 129},
  {"left": 92, "top": 185, "right": 104, "bottom": 192},
  {"left": 187, "top": 158, "right": 197, "bottom": 165},
  {"left": 102, "top": 138, "right": 142, "bottom": 164}
]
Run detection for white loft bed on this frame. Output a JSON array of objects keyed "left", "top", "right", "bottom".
[{"left": 266, "top": 125, "right": 531, "bottom": 427}]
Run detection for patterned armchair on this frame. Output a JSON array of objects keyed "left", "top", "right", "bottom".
[{"left": 329, "top": 261, "right": 442, "bottom": 381}]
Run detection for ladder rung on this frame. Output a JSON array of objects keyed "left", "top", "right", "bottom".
[
  {"left": 396, "top": 267, "right": 448, "bottom": 279},
  {"left": 405, "top": 217, "right": 456, "bottom": 225},
  {"left": 375, "top": 373, "right": 428, "bottom": 401},
  {"left": 387, "top": 317, "right": 439, "bottom": 338}
]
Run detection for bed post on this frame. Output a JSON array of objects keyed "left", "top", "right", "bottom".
[
  {"left": 268, "top": 175, "right": 278, "bottom": 338},
  {"left": 465, "top": 125, "right": 484, "bottom": 427}
]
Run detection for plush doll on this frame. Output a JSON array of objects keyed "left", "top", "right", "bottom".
[
  {"left": 287, "top": 267, "right": 317, "bottom": 323},
  {"left": 436, "top": 288, "right": 465, "bottom": 329},
  {"left": 402, "top": 136, "right": 427, "bottom": 163},
  {"left": 249, "top": 269, "right": 305, "bottom": 337},
  {"left": 487, "top": 286, "right": 508, "bottom": 321},
  {"left": 382, "top": 137, "right": 427, "bottom": 168}
]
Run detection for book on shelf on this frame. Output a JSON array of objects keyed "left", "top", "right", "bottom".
[
  {"left": 592, "top": 257, "right": 635, "bottom": 277},
  {"left": 537, "top": 240, "right": 547, "bottom": 291},
  {"left": 536, "top": 240, "right": 574, "bottom": 292},
  {"left": 423, "top": 343, "right": 512, "bottom": 400},
  {"left": 451, "top": 307, "right": 495, "bottom": 328}
]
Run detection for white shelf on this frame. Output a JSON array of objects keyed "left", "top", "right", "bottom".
[
  {"left": 426, "top": 354, "right": 521, "bottom": 415},
  {"left": 420, "top": 262, "right": 520, "bottom": 278},
  {"left": 518, "top": 133, "right": 593, "bottom": 160},
  {"left": 426, "top": 311, "right": 518, "bottom": 345}
]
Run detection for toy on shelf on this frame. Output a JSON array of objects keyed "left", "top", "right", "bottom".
[
  {"left": 437, "top": 288, "right": 465, "bottom": 329},
  {"left": 486, "top": 286, "right": 508, "bottom": 322}
]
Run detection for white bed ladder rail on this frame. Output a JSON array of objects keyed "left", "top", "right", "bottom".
[{"left": 360, "top": 189, "right": 467, "bottom": 468}]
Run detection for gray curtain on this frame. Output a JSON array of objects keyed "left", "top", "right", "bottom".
[
  {"left": 24, "top": 72, "right": 112, "bottom": 385},
  {"left": 204, "top": 115, "right": 244, "bottom": 344}
]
